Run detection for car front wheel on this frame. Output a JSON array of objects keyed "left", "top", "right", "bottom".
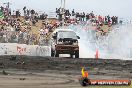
[
  {"left": 55, "top": 51, "right": 59, "bottom": 57},
  {"left": 51, "top": 49, "right": 55, "bottom": 57},
  {"left": 75, "top": 51, "right": 79, "bottom": 58}
]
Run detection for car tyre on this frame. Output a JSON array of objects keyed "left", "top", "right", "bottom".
[
  {"left": 75, "top": 51, "right": 79, "bottom": 58},
  {"left": 51, "top": 49, "right": 54, "bottom": 57},
  {"left": 55, "top": 51, "right": 59, "bottom": 57},
  {"left": 70, "top": 54, "right": 73, "bottom": 58}
]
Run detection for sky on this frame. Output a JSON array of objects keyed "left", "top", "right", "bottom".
[{"left": 0, "top": 0, "right": 132, "bottom": 19}]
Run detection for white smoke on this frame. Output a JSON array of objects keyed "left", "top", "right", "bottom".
[
  {"left": 106, "top": 24, "right": 132, "bottom": 59},
  {"left": 68, "top": 22, "right": 132, "bottom": 60},
  {"left": 68, "top": 23, "right": 97, "bottom": 58}
]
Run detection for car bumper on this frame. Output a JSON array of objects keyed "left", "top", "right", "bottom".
[{"left": 55, "top": 45, "right": 79, "bottom": 54}]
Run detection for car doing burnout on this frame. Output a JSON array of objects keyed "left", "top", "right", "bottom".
[{"left": 50, "top": 29, "right": 80, "bottom": 58}]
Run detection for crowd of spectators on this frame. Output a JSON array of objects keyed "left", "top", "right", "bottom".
[
  {"left": 56, "top": 8, "right": 119, "bottom": 36},
  {"left": 56, "top": 8, "right": 118, "bottom": 26},
  {"left": 0, "top": 6, "right": 61, "bottom": 45},
  {"left": 0, "top": 5, "right": 120, "bottom": 45}
]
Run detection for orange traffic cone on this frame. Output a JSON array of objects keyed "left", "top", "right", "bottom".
[{"left": 95, "top": 49, "right": 99, "bottom": 59}]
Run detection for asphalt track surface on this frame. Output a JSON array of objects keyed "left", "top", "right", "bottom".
[{"left": 0, "top": 55, "right": 132, "bottom": 88}]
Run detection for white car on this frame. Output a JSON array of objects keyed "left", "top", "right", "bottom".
[{"left": 50, "top": 29, "right": 80, "bottom": 58}]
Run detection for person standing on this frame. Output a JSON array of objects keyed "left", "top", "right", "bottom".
[
  {"left": 72, "top": 9, "right": 75, "bottom": 16},
  {"left": 82, "top": 12, "right": 85, "bottom": 21}
]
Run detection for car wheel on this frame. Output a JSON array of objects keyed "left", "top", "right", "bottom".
[
  {"left": 51, "top": 49, "right": 54, "bottom": 57},
  {"left": 55, "top": 51, "right": 59, "bottom": 57},
  {"left": 75, "top": 51, "right": 79, "bottom": 58},
  {"left": 70, "top": 54, "right": 73, "bottom": 58}
]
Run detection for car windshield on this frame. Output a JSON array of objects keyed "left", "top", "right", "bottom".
[{"left": 57, "top": 31, "right": 77, "bottom": 39}]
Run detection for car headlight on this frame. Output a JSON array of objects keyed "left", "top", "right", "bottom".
[
  {"left": 58, "top": 41, "right": 63, "bottom": 44},
  {"left": 73, "top": 41, "right": 78, "bottom": 45}
]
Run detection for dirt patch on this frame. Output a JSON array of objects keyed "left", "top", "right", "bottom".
[
  {"left": 0, "top": 55, "right": 132, "bottom": 76},
  {"left": 0, "top": 55, "right": 131, "bottom": 88}
]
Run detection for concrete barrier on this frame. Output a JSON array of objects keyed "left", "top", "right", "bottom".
[{"left": 0, "top": 43, "right": 51, "bottom": 57}]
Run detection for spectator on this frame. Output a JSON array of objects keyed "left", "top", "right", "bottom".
[
  {"left": 23, "top": 6, "right": 26, "bottom": 16},
  {"left": 72, "top": 9, "right": 75, "bottom": 16},
  {"left": 86, "top": 13, "right": 89, "bottom": 21},
  {"left": 82, "top": 12, "right": 85, "bottom": 21},
  {"left": 16, "top": 10, "right": 20, "bottom": 18}
]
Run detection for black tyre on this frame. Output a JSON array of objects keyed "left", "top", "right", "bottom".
[
  {"left": 70, "top": 54, "right": 73, "bottom": 58},
  {"left": 75, "top": 51, "right": 79, "bottom": 58},
  {"left": 51, "top": 49, "right": 54, "bottom": 57},
  {"left": 55, "top": 51, "right": 59, "bottom": 57}
]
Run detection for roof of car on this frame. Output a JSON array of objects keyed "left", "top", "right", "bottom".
[{"left": 53, "top": 28, "right": 74, "bottom": 34}]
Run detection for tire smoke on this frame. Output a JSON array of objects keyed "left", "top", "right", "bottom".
[{"left": 68, "top": 23, "right": 132, "bottom": 60}]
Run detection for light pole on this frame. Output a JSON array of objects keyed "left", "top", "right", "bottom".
[
  {"left": 63, "top": 0, "right": 65, "bottom": 9},
  {"left": 60, "top": 0, "right": 66, "bottom": 26},
  {"left": 61, "top": 0, "right": 65, "bottom": 9}
]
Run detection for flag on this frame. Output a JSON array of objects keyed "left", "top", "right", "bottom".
[
  {"left": 81, "top": 67, "right": 85, "bottom": 77},
  {"left": 81, "top": 67, "right": 89, "bottom": 78}
]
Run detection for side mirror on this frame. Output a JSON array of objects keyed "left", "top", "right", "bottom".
[{"left": 77, "top": 36, "right": 80, "bottom": 39}]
